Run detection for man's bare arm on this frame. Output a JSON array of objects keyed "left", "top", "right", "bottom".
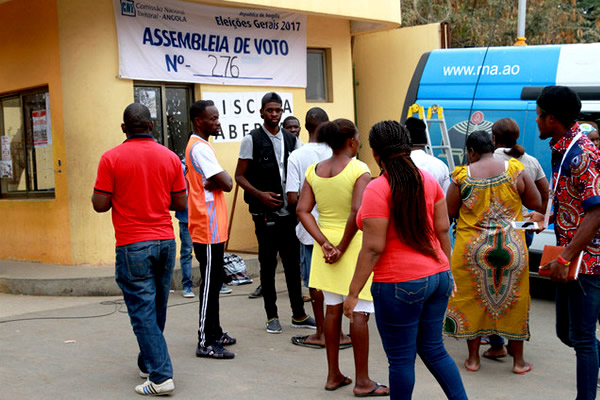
[{"left": 92, "top": 192, "right": 112, "bottom": 213}]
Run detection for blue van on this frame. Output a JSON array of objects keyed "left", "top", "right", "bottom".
[{"left": 402, "top": 43, "right": 600, "bottom": 277}]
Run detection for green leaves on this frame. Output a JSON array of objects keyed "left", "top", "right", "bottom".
[{"left": 400, "top": 0, "right": 600, "bottom": 47}]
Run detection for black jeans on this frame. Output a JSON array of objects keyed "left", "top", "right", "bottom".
[
  {"left": 194, "top": 242, "right": 225, "bottom": 347},
  {"left": 252, "top": 214, "right": 306, "bottom": 320}
]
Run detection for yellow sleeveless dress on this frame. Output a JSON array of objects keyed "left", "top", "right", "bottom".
[
  {"left": 306, "top": 159, "right": 373, "bottom": 301},
  {"left": 444, "top": 158, "right": 530, "bottom": 340}
]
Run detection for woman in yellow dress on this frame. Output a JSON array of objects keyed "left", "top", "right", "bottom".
[
  {"left": 297, "top": 119, "right": 388, "bottom": 396},
  {"left": 444, "top": 130, "right": 541, "bottom": 374}
]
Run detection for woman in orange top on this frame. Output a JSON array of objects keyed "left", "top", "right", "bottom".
[{"left": 344, "top": 120, "right": 467, "bottom": 400}]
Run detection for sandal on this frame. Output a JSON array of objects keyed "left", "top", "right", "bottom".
[
  {"left": 325, "top": 376, "right": 352, "bottom": 391},
  {"left": 513, "top": 363, "right": 533, "bottom": 375},
  {"left": 482, "top": 346, "right": 508, "bottom": 360},
  {"left": 291, "top": 335, "right": 325, "bottom": 349},
  {"left": 354, "top": 382, "right": 389, "bottom": 397}
]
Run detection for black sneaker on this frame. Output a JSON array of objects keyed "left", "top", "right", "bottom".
[
  {"left": 218, "top": 332, "right": 237, "bottom": 346},
  {"left": 265, "top": 318, "right": 282, "bottom": 334},
  {"left": 248, "top": 285, "right": 262, "bottom": 299},
  {"left": 291, "top": 315, "right": 317, "bottom": 329},
  {"left": 196, "top": 343, "right": 235, "bottom": 359}
]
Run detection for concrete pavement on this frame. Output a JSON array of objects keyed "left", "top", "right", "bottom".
[{"left": 0, "top": 274, "right": 583, "bottom": 400}]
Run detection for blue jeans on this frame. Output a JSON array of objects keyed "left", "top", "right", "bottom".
[
  {"left": 555, "top": 275, "right": 600, "bottom": 400},
  {"left": 299, "top": 243, "right": 313, "bottom": 289},
  {"left": 179, "top": 221, "right": 193, "bottom": 290},
  {"left": 115, "top": 239, "right": 176, "bottom": 383},
  {"left": 372, "top": 271, "right": 468, "bottom": 400}
]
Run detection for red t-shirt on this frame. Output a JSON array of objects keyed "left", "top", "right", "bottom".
[
  {"left": 356, "top": 170, "right": 449, "bottom": 282},
  {"left": 94, "top": 136, "right": 187, "bottom": 247}
]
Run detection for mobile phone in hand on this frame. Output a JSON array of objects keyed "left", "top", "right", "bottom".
[{"left": 511, "top": 220, "right": 539, "bottom": 230}]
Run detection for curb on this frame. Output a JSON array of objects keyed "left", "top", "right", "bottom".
[{"left": 0, "top": 254, "right": 260, "bottom": 297}]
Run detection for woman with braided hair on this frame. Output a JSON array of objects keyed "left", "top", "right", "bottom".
[
  {"left": 298, "top": 118, "right": 389, "bottom": 396},
  {"left": 343, "top": 120, "right": 467, "bottom": 400},
  {"left": 444, "top": 130, "right": 540, "bottom": 375}
]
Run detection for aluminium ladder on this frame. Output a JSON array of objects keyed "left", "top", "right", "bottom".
[{"left": 406, "top": 103, "right": 455, "bottom": 171}]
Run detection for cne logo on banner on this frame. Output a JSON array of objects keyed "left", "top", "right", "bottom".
[{"left": 121, "top": 0, "right": 136, "bottom": 17}]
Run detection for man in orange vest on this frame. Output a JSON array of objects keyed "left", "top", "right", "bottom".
[{"left": 185, "top": 100, "right": 236, "bottom": 359}]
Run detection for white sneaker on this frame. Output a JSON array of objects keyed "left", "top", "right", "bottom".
[
  {"left": 182, "top": 287, "right": 195, "bottom": 298},
  {"left": 135, "top": 378, "right": 175, "bottom": 396},
  {"left": 220, "top": 284, "right": 232, "bottom": 294},
  {"left": 139, "top": 370, "right": 149, "bottom": 379}
]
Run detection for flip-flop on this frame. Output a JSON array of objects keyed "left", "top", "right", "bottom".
[
  {"left": 482, "top": 347, "right": 508, "bottom": 360},
  {"left": 340, "top": 342, "right": 353, "bottom": 350},
  {"left": 464, "top": 360, "right": 480, "bottom": 372},
  {"left": 354, "top": 382, "right": 390, "bottom": 397},
  {"left": 325, "top": 376, "right": 352, "bottom": 391},
  {"left": 513, "top": 363, "right": 533, "bottom": 375},
  {"left": 291, "top": 335, "right": 325, "bottom": 349}
]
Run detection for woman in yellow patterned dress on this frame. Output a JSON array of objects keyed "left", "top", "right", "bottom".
[
  {"left": 298, "top": 119, "right": 388, "bottom": 396},
  {"left": 444, "top": 130, "right": 541, "bottom": 374}
]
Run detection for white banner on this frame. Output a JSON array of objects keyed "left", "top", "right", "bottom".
[
  {"left": 113, "top": 0, "right": 307, "bottom": 87},
  {"left": 202, "top": 92, "right": 293, "bottom": 143}
]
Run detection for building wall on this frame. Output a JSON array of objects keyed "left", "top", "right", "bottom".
[
  {"left": 0, "top": 0, "right": 72, "bottom": 264},
  {"left": 0, "top": 0, "right": 402, "bottom": 265},
  {"left": 57, "top": 0, "right": 134, "bottom": 264},
  {"left": 55, "top": 0, "right": 356, "bottom": 263},
  {"left": 353, "top": 24, "right": 442, "bottom": 174}
]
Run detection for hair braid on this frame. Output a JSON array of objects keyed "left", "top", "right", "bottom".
[{"left": 369, "top": 120, "right": 439, "bottom": 262}]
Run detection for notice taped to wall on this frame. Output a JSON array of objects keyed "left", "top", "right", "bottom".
[
  {"left": 0, "top": 160, "right": 12, "bottom": 179},
  {"left": 1, "top": 136, "right": 10, "bottom": 161},
  {"left": 32, "top": 110, "right": 49, "bottom": 148}
]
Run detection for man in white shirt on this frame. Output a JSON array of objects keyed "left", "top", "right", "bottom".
[{"left": 405, "top": 117, "right": 451, "bottom": 193}]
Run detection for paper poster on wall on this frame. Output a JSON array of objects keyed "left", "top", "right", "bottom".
[
  {"left": 1, "top": 136, "right": 10, "bottom": 161},
  {"left": 113, "top": 0, "right": 306, "bottom": 87},
  {"left": 32, "top": 110, "right": 49, "bottom": 148},
  {"left": 0, "top": 160, "right": 13, "bottom": 179},
  {"left": 138, "top": 89, "right": 158, "bottom": 118},
  {"left": 202, "top": 92, "right": 293, "bottom": 143}
]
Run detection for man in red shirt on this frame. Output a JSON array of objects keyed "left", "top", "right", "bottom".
[{"left": 92, "top": 103, "right": 187, "bottom": 396}]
